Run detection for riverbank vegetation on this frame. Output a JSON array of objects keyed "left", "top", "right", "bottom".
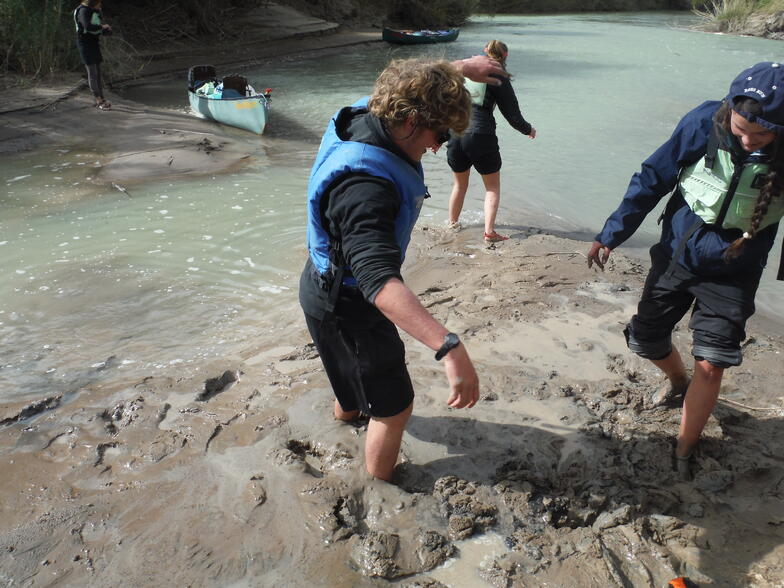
[
  {"left": 692, "top": 0, "right": 784, "bottom": 34},
  {"left": 0, "top": 0, "right": 267, "bottom": 78},
  {"left": 2, "top": 0, "right": 783, "bottom": 79}
]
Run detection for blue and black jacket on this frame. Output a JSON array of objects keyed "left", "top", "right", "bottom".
[
  {"left": 596, "top": 100, "right": 780, "bottom": 278},
  {"left": 300, "top": 99, "right": 429, "bottom": 319}
]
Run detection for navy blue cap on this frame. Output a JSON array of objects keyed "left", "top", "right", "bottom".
[{"left": 727, "top": 62, "right": 784, "bottom": 132}]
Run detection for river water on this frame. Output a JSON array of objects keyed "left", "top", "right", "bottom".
[{"left": 2, "top": 12, "right": 782, "bottom": 403}]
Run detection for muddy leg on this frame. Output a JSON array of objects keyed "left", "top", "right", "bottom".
[
  {"left": 365, "top": 402, "right": 413, "bottom": 482},
  {"left": 676, "top": 359, "right": 723, "bottom": 457},
  {"left": 651, "top": 348, "right": 690, "bottom": 389}
]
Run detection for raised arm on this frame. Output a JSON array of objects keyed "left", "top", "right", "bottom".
[{"left": 453, "top": 55, "right": 508, "bottom": 86}]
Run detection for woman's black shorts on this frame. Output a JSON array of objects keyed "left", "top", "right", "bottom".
[
  {"left": 447, "top": 132, "right": 501, "bottom": 175},
  {"left": 624, "top": 243, "right": 761, "bottom": 368},
  {"left": 304, "top": 307, "right": 414, "bottom": 418}
]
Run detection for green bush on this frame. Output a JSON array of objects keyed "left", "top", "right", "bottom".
[{"left": 690, "top": 0, "right": 784, "bottom": 31}]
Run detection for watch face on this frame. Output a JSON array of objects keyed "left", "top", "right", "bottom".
[{"left": 445, "top": 333, "right": 459, "bottom": 347}]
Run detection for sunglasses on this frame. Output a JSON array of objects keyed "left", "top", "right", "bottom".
[{"left": 435, "top": 129, "right": 450, "bottom": 145}]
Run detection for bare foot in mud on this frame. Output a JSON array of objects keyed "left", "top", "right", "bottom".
[
  {"left": 673, "top": 439, "right": 697, "bottom": 481},
  {"left": 651, "top": 376, "right": 690, "bottom": 407},
  {"left": 673, "top": 452, "right": 694, "bottom": 481}
]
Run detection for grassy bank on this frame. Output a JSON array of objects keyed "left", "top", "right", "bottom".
[{"left": 693, "top": 0, "right": 784, "bottom": 34}]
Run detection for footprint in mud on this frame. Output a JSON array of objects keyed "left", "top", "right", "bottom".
[
  {"left": 297, "top": 477, "right": 360, "bottom": 544},
  {"left": 234, "top": 473, "right": 267, "bottom": 522}
]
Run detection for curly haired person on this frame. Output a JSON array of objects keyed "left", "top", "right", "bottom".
[{"left": 299, "top": 58, "right": 507, "bottom": 481}]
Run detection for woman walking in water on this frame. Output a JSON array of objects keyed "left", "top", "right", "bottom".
[
  {"left": 74, "top": 0, "right": 112, "bottom": 110},
  {"left": 588, "top": 62, "right": 784, "bottom": 479},
  {"left": 447, "top": 40, "right": 536, "bottom": 243}
]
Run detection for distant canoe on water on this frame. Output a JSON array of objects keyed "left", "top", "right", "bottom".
[
  {"left": 187, "top": 65, "right": 270, "bottom": 135},
  {"left": 382, "top": 27, "right": 460, "bottom": 45}
]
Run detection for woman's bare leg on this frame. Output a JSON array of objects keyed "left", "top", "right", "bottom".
[
  {"left": 676, "top": 359, "right": 723, "bottom": 457},
  {"left": 480, "top": 171, "right": 501, "bottom": 235},
  {"left": 448, "top": 170, "right": 470, "bottom": 225},
  {"left": 651, "top": 348, "right": 690, "bottom": 389}
]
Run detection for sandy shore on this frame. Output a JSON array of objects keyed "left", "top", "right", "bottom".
[
  {"left": 1, "top": 221, "right": 784, "bottom": 586},
  {"left": 2, "top": 25, "right": 784, "bottom": 588}
]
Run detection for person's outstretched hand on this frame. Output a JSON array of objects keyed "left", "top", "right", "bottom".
[
  {"left": 457, "top": 55, "right": 508, "bottom": 86},
  {"left": 587, "top": 240, "right": 611, "bottom": 271},
  {"left": 443, "top": 344, "right": 479, "bottom": 409},
  {"left": 528, "top": 127, "right": 537, "bottom": 139}
]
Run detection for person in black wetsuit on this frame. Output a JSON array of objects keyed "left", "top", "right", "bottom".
[
  {"left": 74, "top": 0, "right": 112, "bottom": 110},
  {"left": 447, "top": 40, "right": 536, "bottom": 243}
]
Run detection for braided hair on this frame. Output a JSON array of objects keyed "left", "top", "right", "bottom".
[{"left": 716, "top": 98, "right": 784, "bottom": 261}]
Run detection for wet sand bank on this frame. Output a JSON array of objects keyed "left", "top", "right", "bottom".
[
  {"left": 1, "top": 224, "right": 783, "bottom": 586},
  {"left": 2, "top": 21, "right": 784, "bottom": 585}
]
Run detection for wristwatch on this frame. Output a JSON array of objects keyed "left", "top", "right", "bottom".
[{"left": 434, "top": 332, "right": 460, "bottom": 361}]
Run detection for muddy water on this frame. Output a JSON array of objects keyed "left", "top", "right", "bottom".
[{"left": 3, "top": 11, "right": 783, "bottom": 404}]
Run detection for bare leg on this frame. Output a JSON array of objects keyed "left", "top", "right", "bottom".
[
  {"left": 334, "top": 399, "right": 360, "bottom": 421},
  {"left": 651, "top": 348, "right": 690, "bottom": 388},
  {"left": 480, "top": 171, "right": 501, "bottom": 235},
  {"left": 448, "top": 170, "right": 470, "bottom": 225},
  {"left": 365, "top": 402, "right": 413, "bottom": 481},
  {"left": 676, "top": 359, "right": 723, "bottom": 457}
]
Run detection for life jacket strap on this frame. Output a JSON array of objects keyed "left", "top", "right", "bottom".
[
  {"left": 704, "top": 122, "right": 721, "bottom": 170},
  {"left": 658, "top": 187, "right": 685, "bottom": 225}
]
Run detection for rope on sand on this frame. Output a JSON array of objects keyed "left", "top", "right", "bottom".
[{"left": 718, "top": 396, "right": 784, "bottom": 412}]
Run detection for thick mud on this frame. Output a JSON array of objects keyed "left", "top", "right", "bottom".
[{"left": 1, "top": 230, "right": 783, "bottom": 587}]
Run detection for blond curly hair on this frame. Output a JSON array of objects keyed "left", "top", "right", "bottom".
[{"left": 368, "top": 58, "right": 471, "bottom": 134}]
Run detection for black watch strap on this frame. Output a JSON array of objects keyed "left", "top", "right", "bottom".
[{"left": 435, "top": 332, "right": 460, "bottom": 361}]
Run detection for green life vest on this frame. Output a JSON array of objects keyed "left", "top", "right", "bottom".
[
  {"left": 679, "top": 141, "right": 784, "bottom": 233},
  {"left": 74, "top": 7, "right": 102, "bottom": 35},
  {"left": 464, "top": 79, "right": 486, "bottom": 106}
]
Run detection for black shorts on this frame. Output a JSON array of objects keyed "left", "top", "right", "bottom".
[
  {"left": 304, "top": 307, "right": 414, "bottom": 418},
  {"left": 624, "top": 243, "right": 761, "bottom": 368},
  {"left": 447, "top": 132, "right": 501, "bottom": 175}
]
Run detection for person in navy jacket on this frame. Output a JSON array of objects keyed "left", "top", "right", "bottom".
[
  {"left": 588, "top": 62, "right": 784, "bottom": 478},
  {"left": 300, "top": 57, "right": 505, "bottom": 482}
]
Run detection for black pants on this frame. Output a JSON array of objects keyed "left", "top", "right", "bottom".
[
  {"left": 85, "top": 63, "right": 103, "bottom": 99},
  {"left": 625, "top": 244, "right": 761, "bottom": 368},
  {"left": 304, "top": 309, "right": 414, "bottom": 418}
]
